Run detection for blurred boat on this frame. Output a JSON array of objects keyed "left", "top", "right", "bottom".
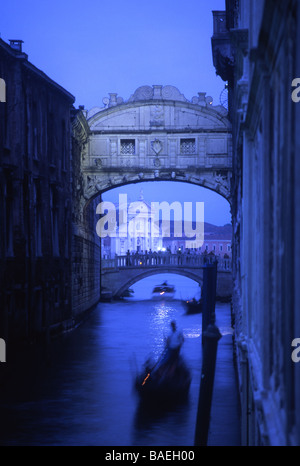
[
  {"left": 134, "top": 351, "right": 191, "bottom": 405},
  {"left": 152, "top": 281, "right": 175, "bottom": 300},
  {"left": 184, "top": 298, "right": 202, "bottom": 314}
]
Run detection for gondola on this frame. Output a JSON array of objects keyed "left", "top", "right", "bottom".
[{"left": 134, "top": 351, "right": 191, "bottom": 405}]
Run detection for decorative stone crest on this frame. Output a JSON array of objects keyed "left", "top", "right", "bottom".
[{"left": 151, "top": 139, "right": 162, "bottom": 155}]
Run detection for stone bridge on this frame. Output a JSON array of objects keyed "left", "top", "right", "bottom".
[
  {"left": 101, "top": 253, "right": 232, "bottom": 299},
  {"left": 78, "top": 84, "right": 232, "bottom": 206}
]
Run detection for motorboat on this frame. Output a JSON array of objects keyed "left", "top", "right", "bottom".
[
  {"left": 134, "top": 351, "right": 191, "bottom": 405},
  {"left": 151, "top": 281, "right": 175, "bottom": 300},
  {"left": 184, "top": 298, "right": 203, "bottom": 314}
]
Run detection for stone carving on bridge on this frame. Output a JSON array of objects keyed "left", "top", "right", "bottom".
[
  {"left": 150, "top": 105, "right": 164, "bottom": 126},
  {"left": 83, "top": 168, "right": 232, "bottom": 203},
  {"left": 88, "top": 85, "right": 227, "bottom": 114},
  {"left": 94, "top": 158, "right": 102, "bottom": 168},
  {"left": 151, "top": 139, "right": 163, "bottom": 155},
  {"left": 127, "top": 85, "right": 188, "bottom": 103}
]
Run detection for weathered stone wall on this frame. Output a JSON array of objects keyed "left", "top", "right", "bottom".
[
  {"left": 71, "top": 233, "right": 100, "bottom": 317},
  {"left": 0, "top": 39, "right": 75, "bottom": 345},
  {"left": 71, "top": 109, "right": 101, "bottom": 318},
  {"left": 212, "top": 0, "right": 300, "bottom": 446}
]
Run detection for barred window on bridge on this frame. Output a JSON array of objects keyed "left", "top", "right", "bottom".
[
  {"left": 180, "top": 138, "right": 196, "bottom": 154},
  {"left": 120, "top": 139, "right": 135, "bottom": 155}
]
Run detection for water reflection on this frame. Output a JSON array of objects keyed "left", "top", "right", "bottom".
[
  {"left": 132, "top": 398, "right": 191, "bottom": 446},
  {"left": 0, "top": 275, "right": 234, "bottom": 446}
]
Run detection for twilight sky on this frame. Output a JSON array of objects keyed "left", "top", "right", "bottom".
[
  {"left": 1, "top": 0, "right": 230, "bottom": 225},
  {"left": 1, "top": 0, "right": 225, "bottom": 108}
]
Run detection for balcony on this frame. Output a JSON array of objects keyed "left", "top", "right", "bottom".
[{"left": 211, "top": 11, "right": 233, "bottom": 82}]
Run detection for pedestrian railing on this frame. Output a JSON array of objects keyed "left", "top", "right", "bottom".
[{"left": 101, "top": 253, "right": 232, "bottom": 272}]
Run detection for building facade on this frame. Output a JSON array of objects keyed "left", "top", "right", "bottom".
[
  {"left": 212, "top": 0, "right": 300, "bottom": 446},
  {"left": 0, "top": 38, "right": 75, "bottom": 346},
  {"left": 101, "top": 192, "right": 162, "bottom": 258}
]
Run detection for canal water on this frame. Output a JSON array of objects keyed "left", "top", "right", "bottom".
[{"left": 0, "top": 274, "right": 234, "bottom": 446}]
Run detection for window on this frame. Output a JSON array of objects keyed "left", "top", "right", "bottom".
[
  {"left": 47, "top": 113, "right": 55, "bottom": 164},
  {"left": 180, "top": 138, "right": 195, "bottom": 154},
  {"left": 61, "top": 120, "right": 66, "bottom": 170},
  {"left": 50, "top": 186, "right": 59, "bottom": 256},
  {"left": 227, "top": 244, "right": 231, "bottom": 252},
  {"left": 120, "top": 139, "right": 135, "bottom": 155},
  {"left": 32, "top": 102, "right": 39, "bottom": 160},
  {"left": 219, "top": 244, "right": 223, "bottom": 252},
  {"left": 4, "top": 179, "right": 14, "bottom": 256},
  {"left": 54, "top": 286, "right": 59, "bottom": 307},
  {"left": 33, "top": 181, "right": 42, "bottom": 256}
]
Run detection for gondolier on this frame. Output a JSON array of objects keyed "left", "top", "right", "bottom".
[
  {"left": 165, "top": 320, "right": 184, "bottom": 362},
  {"left": 134, "top": 319, "right": 191, "bottom": 404}
]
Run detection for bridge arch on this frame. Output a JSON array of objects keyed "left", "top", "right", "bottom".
[{"left": 112, "top": 268, "right": 204, "bottom": 298}]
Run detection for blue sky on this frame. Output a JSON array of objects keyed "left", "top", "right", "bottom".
[
  {"left": 1, "top": 0, "right": 225, "bottom": 109},
  {"left": 1, "top": 0, "right": 230, "bottom": 225}
]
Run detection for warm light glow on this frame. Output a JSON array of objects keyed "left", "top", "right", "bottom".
[
  {"left": 142, "top": 373, "right": 150, "bottom": 386},
  {"left": 160, "top": 291, "right": 165, "bottom": 295}
]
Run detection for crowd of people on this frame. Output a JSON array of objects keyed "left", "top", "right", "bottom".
[{"left": 124, "top": 248, "right": 225, "bottom": 266}]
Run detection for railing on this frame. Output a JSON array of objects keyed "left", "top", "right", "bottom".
[{"left": 101, "top": 253, "right": 232, "bottom": 272}]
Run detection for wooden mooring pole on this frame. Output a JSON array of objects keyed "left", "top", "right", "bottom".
[{"left": 194, "top": 262, "right": 222, "bottom": 446}]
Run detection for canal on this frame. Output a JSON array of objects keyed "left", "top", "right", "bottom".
[{"left": 0, "top": 275, "right": 235, "bottom": 446}]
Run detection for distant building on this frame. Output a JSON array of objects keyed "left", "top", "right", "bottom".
[
  {"left": 163, "top": 222, "right": 232, "bottom": 258},
  {"left": 101, "top": 193, "right": 231, "bottom": 258},
  {"left": 101, "top": 191, "right": 162, "bottom": 257}
]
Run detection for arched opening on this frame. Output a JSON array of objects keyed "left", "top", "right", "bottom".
[
  {"left": 124, "top": 273, "right": 202, "bottom": 301},
  {"left": 74, "top": 179, "right": 232, "bottom": 315},
  {"left": 95, "top": 179, "right": 232, "bottom": 300}
]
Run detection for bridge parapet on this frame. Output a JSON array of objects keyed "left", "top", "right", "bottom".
[{"left": 101, "top": 253, "right": 231, "bottom": 272}]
